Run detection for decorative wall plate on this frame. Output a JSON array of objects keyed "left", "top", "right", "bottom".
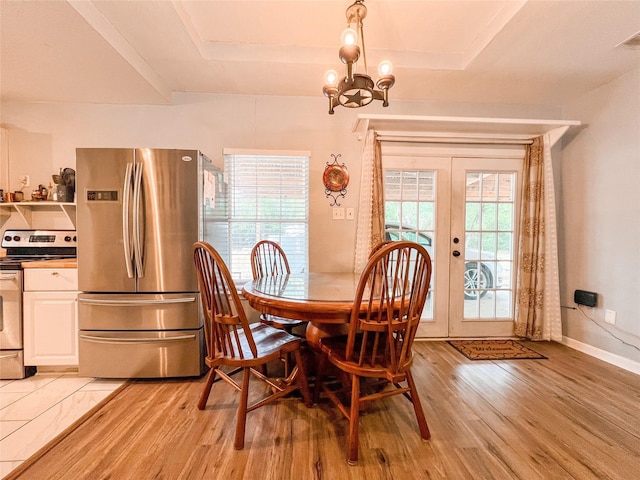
[
  {"left": 323, "top": 163, "right": 349, "bottom": 192},
  {"left": 324, "top": 154, "right": 349, "bottom": 206}
]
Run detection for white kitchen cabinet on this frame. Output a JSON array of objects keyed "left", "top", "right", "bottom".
[{"left": 23, "top": 268, "right": 78, "bottom": 366}]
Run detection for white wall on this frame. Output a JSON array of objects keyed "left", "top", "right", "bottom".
[
  {"left": 560, "top": 67, "right": 640, "bottom": 365},
  {"left": 0, "top": 93, "right": 559, "bottom": 272}
]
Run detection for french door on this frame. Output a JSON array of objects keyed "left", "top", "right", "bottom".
[{"left": 383, "top": 144, "right": 524, "bottom": 338}]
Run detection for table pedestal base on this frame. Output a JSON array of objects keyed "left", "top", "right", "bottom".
[{"left": 305, "top": 322, "right": 349, "bottom": 351}]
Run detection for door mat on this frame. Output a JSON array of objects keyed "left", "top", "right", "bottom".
[{"left": 447, "top": 339, "right": 547, "bottom": 360}]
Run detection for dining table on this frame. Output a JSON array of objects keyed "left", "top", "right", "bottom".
[{"left": 241, "top": 272, "right": 362, "bottom": 350}]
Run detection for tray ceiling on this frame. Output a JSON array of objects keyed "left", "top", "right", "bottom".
[{"left": 1, "top": 1, "right": 639, "bottom": 107}]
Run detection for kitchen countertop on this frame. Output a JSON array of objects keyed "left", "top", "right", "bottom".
[{"left": 21, "top": 258, "right": 77, "bottom": 269}]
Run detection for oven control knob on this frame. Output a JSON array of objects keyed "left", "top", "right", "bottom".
[
  {"left": 64, "top": 236, "right": 72, "bottom": 242},
  {"left": 73, "top": 236, "right": 77, "bottom": 242},
  {"left": 12, "top": 235, "right": 20, "bottom": 241},
  {"left": 4, "top": 235, "right": 11, "bottom": 242}
]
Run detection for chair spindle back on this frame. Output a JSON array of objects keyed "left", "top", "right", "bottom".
[
  {"left": 251, "top": 240, "right": 291, "bottom": 279},
  {"left": 348, "top": 241, "right": 432, "bottom": 378},
  {"left": 193, "top": 241, "right": 258, "bottom": 360}
]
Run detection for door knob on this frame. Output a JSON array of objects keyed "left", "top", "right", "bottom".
[{"left": 452, "top": 250, "right": 461, "bottom": 257}]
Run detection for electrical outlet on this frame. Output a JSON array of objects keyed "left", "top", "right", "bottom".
[
  {"left": 19, "top": 175, "right": 30, "bottom": 187},
  {"left": 605, "top": 309, "right": 616, "bottom": 325},
  {"left": 332, "top": 207, "right": 345, "bottom": 220}
]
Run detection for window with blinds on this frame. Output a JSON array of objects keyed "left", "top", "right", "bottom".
[{"left": 224, "top": 151, "right": 309, "bottom": 281}]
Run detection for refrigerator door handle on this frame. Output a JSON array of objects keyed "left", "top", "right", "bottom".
[
  {"left": 133, "top": 161, "right": 145, "bottom": 278},
  {"left": 78, "top": 297, "right": 196, "bottom": 306},
  {"left": 122, "top": 162, "right": 135, "bottom": 279},
  {"left": 79, "top": 334, "right": 197, "bottom": 343}
]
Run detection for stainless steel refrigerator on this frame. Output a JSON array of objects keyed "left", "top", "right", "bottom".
[{"left": 76, "top": 148, "right": 227, "bottom": 378}]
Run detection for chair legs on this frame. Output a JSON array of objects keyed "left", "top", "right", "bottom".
[
  {"left": 405, "top": 369, "right": 431, "bottom": 440},
  {"left": 315, "top": 361, "right": 431, "bottom": 465},
  {"left": 197, "top": 367, "right": 217, "bottom": 410},
  {"left": 345, "top": 372, "right": 429, "bottom": 465},
  {"left": 314, "top": 357, "right": 363, "bottom": 464},
  {"left": 201, "top": 358, "right": 312, "bottom": 450},
  {"left": 292, "top": 348, "right": 313, "bottom": 407},
  {"left": 347, "top": 374, "right": 361, "bottom": 465},
  {"left": 235, "top": 367, "right": 251, "bottom": 450}
]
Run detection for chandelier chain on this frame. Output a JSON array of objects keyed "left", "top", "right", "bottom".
[{"left": 358, "top": 16, "right": 368, "bottom": 74}]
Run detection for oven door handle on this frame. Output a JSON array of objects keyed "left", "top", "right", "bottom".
[
  {"left": 0, "top": 273, "right": 19, "bottom": 281},
  {"left": 0, "top": 352, "right": 19, "bottom": 360}
]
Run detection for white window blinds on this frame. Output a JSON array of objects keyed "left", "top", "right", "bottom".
[{"left": 224, "top": 151, "right": 309, "bottom": 281}]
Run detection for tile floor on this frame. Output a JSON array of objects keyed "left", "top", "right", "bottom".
[{"left": 0, "top": 372, "right": 124, "bottom": 479}]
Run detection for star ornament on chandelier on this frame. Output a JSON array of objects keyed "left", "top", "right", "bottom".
[{"left": 340, "top": 87, "right": 373, "bottom": 108}]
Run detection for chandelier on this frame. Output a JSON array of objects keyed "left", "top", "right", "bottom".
[{"left": 322, "top": 0, "right": 395, "bottom": 114}]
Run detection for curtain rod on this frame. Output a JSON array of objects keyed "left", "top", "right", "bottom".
[{"left": 374, "top": 135, "right": 534, "bottom": 145}]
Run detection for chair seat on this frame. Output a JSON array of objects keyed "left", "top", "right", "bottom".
[
  {"left": 206, "top": 323, "right": 302, "bottom": 368},
  {"left": 320, "top": 334, "right": 411, "bottom": 381}
]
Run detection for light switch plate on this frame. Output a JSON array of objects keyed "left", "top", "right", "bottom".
[
  {"left": 346, "top": 207, "right": 354, "bottom": 220},
  {"left": 332, "top": 207, "right": 345, "bottom": 220}
]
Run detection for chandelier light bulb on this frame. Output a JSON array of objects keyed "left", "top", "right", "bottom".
[
  {"left": 324, "top": 69, "right": 339, "bottom": 86},
  {"left": 341, "top": 28, "right": 358, "bottom": 46},
  {"left": 378, "top": 60, "right": 393, "bottom": 76}
]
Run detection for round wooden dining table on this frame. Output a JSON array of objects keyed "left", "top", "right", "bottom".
[{"left": 242, "top": 272, "right": 361, "bottom": 349}]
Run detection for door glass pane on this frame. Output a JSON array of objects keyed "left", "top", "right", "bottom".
[
  {"left": 466, "top": 202, "right": 481, "bottom": 230},
  {"left": 418, "top": 202, "right": 434, "bottom": 230},
  {"left": 481, "top": 203, "right": 497, "bottom": 230},
  {"left": 384, "top": 170, "right": 436, "bottom": 320},
  {"left": 464, "top": 171, "right": 516, "bottom": 318}
]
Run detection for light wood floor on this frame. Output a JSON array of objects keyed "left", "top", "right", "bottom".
[{"left": 7, "top": 341, "right": 640, "bottom": 480}]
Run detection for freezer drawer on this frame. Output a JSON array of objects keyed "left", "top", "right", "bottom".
[
  {"left": 78, "top": 328, "right": 204, "bottom": 378},
  {"left": 78, "top": 293, "right": 201, "bottom": 330},
  {"left": 0, "top": 350, "right": 35, "bottom": 380}
]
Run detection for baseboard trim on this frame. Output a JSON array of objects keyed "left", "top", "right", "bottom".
[{"left": 561, "top": 336, "right": 640, "bottom": 375}]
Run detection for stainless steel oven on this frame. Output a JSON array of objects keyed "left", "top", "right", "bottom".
[{"left": 0, "top": 229, "right": 76, "bottom": 379}]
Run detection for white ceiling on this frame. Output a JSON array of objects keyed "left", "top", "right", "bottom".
[{"left": 1, "top": 0, "right": 639, "bottom": 108}]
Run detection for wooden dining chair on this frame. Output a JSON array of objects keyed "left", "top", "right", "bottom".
[
  {"left": 193, "top": 241, "right": 312, "bottom": 450},
  {"left": 250, "top": 240, "right": 307, "bottom": 335},
  {"left": 369, "top": 239, "right": 393, "bottom": 257},
  {"left": 314, "top": 241, "right": 432, "bottom": 465}
]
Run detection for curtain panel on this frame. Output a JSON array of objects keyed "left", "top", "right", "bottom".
[
  {"left": 515, "top": 135, "right": 562, "bottom": 341},
  {"left": 354, "top": 130, "right": 385, "bottom": 273}
]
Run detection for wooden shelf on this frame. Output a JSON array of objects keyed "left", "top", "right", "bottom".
[{"left": 0, "top": 202, "right": 76, "bottom": 228}]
